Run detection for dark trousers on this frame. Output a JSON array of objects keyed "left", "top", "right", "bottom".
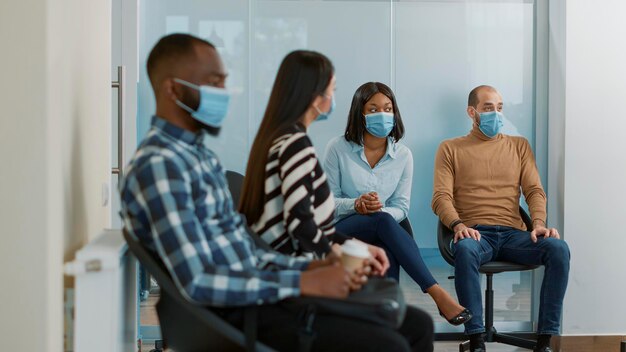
[
  {"left": 218, "top": 304, "right": 434, "bottom": 352},
  {"left": 453, "top": 225, "right": 570, "bottom": 335},
  {"left": 336, "top": 212, "right": 438, "bottom": 292}
]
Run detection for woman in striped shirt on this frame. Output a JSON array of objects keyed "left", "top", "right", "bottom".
[{"left": 239, "top": 50, "right": 388, "bottom": 274}]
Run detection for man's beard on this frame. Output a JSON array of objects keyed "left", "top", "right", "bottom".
[
  {"left": 200, "top": 123, "right": 221, "bottom": 136},
  {"left": 181, "top": 88, "right": 222, "bottom": 136}
]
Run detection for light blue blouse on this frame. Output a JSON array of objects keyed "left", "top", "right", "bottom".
[{"left": 322, "top": 136, "right": 413, "bottom": 222}]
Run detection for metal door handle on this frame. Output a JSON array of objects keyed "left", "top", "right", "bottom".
[{"left": 112, "top": 66, "right": 125, "bottom": 175}]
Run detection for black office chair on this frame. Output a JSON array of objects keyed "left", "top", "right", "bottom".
[
  {"left": 123, "top": 230, "right": 276, "bottom": 352},
  {"left": 226, "top": 170, "right": 283, "bottom": 252},
  {"left": 399, "top": 217, "right": 414, "bottom": 238},
  {"left": 437, "top": 207, "right": 539, "bottom": 351},
  {"left": 226, "top": 170, "right": 245, "bottom": 208}
]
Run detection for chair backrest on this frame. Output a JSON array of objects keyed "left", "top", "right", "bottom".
[
  {"left": 123, "top": 230, "right": 275, "bottom": 352},
  {"left": 437, "top": 206, "right": 534, "bottom": 267},
  {"left": 399, "top": 218, "right": 414, "bottom": 238},
  {"left": 225, "top": 170, "right": 245, "bottom": 208},
  {"left": 224, "top": 170, "right": 276, "bottom": 252}
]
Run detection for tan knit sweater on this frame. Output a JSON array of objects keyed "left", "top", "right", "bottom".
[{"left": 431, "top": 126, "right": 546, "bottom": 231}]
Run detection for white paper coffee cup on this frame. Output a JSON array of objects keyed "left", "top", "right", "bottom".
[{"left": 341, "top": 240, "right": 370, "bottom": 272}]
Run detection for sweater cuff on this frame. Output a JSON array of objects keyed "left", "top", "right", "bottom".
[
  {"left": 449, "top": 219, "right": 463, "bottom": 231},
  {"left": 532, "top": 218, "right": 546, "bottom": 227}
]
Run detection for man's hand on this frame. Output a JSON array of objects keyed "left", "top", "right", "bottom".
[
  {"left": 355, "top": 192, "right": 383, "bottom": 214},
  {"left": 300, "top": 262, "right": 352, "bottom": 298},
  {"left": 453, "top": 223, "right": 481, "bottom": 243},
  {"left": 530, "top": 225, "right": 560, "bottom": 243},
  {"left": 362, "top": 242, "right": 389, "bottom": 276}
]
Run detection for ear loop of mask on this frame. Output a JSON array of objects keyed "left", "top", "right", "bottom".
[
  {"left": 314, "top": 94, "right": 332, "bottom": 115},
  {"left": 470, "top": 106, "right": 480, "bottom": 121},
  {"left": 173, "top": 78, "right": 199, "bottom": 113}
]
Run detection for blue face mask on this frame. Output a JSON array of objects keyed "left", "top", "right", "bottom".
[
  {"left": 174, "top": 78, "right": 231, "bottom": 128},
  {"left": 365, "top": 112, "right": 395, "bottom": 138},
  {"left": 314, "top": 95, "right": 335, "bottom": 121},
  {"left": 476, "top": 110, "right": 504, "bottom": 138}
]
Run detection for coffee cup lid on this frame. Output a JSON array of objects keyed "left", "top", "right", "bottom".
[{"left": 341, "top": 240, "right": 369, "bottom": 258}]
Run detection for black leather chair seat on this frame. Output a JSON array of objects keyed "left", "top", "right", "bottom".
[{"left": 479, "top": 261, "right": 539, "bottom": 274}]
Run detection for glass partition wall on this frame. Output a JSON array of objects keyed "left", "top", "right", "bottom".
[{"left": 137, "top": 0, "right": 544, "bottom": 336}]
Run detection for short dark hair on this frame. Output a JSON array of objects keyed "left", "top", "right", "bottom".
[
  {"left": 467, "top": 85, "right": 497, "bottom": 108},
  {"left": 344, "top": 82, "right": 404, "bottom": 145},
  {"left": 146, "top": 33, "right": 215, "bottom": 91}
]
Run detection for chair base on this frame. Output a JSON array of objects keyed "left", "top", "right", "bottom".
[
  {"left": 458, "top": 327, "right": 536, "bottom": 351},
  {"left": 148, "top": 340, "right": 164, "bottom": 352}
]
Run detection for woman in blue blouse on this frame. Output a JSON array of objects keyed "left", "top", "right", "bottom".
[{"left": 323, "top": 82, "right": 471, "bottom": 325}]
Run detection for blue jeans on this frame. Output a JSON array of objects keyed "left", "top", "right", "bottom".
[
  {"left": 335, "top": 212, "right": 437, "bottom": 292},
  {"left": 452, "top": 225, "right": 570, "bottom": 335}
]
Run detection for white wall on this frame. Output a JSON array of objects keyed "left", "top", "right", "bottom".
[
  {"left": 556, "top": 0, "right": 626, "bottom": 335},
  {"left": 0, "top": 0, "right": 111, "bottom": 350},
  {"left": 0, "top": 1, "right": 53, "bottom": 349}
]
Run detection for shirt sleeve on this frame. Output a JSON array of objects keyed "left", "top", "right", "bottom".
[
  {"left": 278, "top": 135, "right": 336, "bottom": 257},
  {"left": 126, "top": 155, "right": 302, "bottom": 307},
  {"left": 518, "top": 138, "right": 547, "bottom": 225},
  {"left": 431, "top": 142, "right": 462, "bottom": 229},
  {"left": 254, "top": 247, "right": 311, "bottom": 271},
  {"left": 382, "top": 149, "right": 413, "bottom": 222},
  {"left": 322, "top": 139, "right": 357, "bottom": 218}
]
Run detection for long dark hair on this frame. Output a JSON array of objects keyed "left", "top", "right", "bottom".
[
  {"left": 344, "top": 82, "right": 404, "bottom": 145},
  {"left": 239, "top": 50, "right": 335, "bottom": 225}
]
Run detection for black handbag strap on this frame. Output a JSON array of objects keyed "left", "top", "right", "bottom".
[{"left": 297, "top": 304, "right": 317, "bottom": 352}]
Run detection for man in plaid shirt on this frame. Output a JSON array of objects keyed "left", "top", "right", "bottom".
[{"left": 120, "top": 33, "right": 433, "bottom": 351}]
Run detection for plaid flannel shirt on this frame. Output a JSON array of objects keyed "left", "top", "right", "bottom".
[{"left": 120, "top": 116, "right": 309, "bottom": 307}]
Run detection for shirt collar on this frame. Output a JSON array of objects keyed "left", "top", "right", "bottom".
[
  {"left": 386, "top": 138, "right": 397, "bottom": 159},
  {"left": 151, "top": 115, "right": 206, "bottom": 146},
  {"left": 350, "top": 140, "right": 363, "bottom": 153},
  {"left": 350, "top": 137, "right": 397, "bottom": 159}
]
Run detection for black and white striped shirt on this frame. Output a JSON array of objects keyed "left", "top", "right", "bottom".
[{"left": 252, "top": 125, "right": 342, "bottom": 257}]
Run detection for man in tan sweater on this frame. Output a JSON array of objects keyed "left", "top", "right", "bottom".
[{"left": 432, "top": 86, "right": 570, "bottom": 352}]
